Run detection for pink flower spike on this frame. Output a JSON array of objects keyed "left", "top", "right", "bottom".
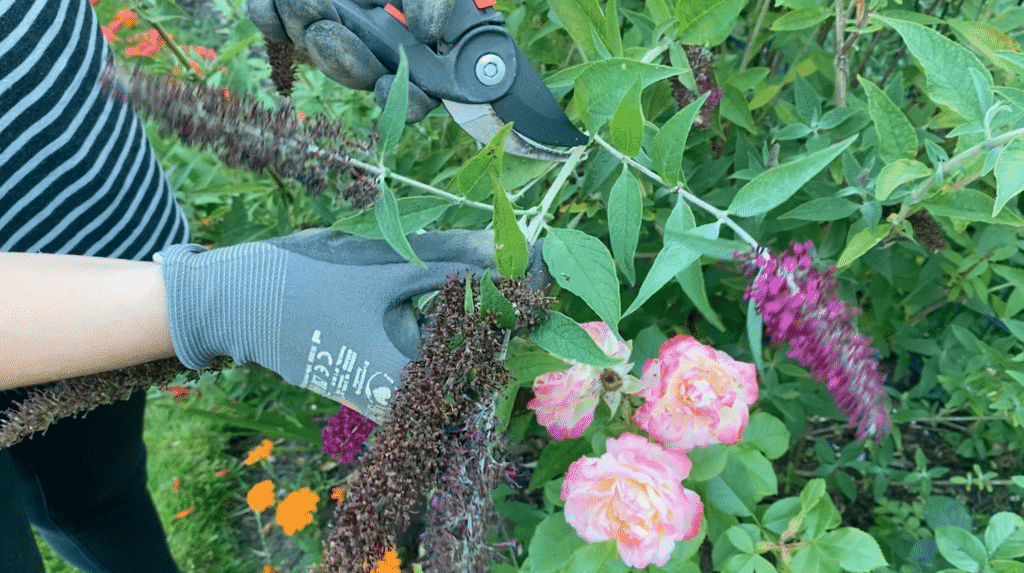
[{"left": 738, "top": 242, "right": 891, "bottom": 440}]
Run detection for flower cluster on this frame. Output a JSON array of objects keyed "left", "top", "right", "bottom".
[
  {"left": 669, "top": 45, "right": 723, "bottom": 128},
  {"left": 242, "top": 439, "right": 321, "bottom": 535},
  {"left": 737, "top": 241, "right": 891, "bottom": 440},
  {"left": 322, "top": 405, "right": 376, "bottom": 464},
  {"left": 98, "top": 65, "right": 378, "bottom": 204},
  {"left": 530, "top": 327, "right": 757, "bottom": 568},
  {"left": 319, "top": 275, "right": 549, "bottom": 573}
]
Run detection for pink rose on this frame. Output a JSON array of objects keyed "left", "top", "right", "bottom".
[
  {"left": 633, "top": 334, "right": 758, "bottom": 452},
  {"left": 562, "top": 433, "right": 703, "bottom": 568},
  {"left": 528, "top": 322, "right": 639, "bottom": 440}
]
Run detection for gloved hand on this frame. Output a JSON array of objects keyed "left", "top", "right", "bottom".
[
  {"left": 156, "top": 229, "right": 545, "bottom": 423},
  {"left": 247, "top": 0, "right": 454, "bottom": 122}
]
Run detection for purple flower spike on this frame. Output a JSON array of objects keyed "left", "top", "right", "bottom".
[
  {"left": 737, "top": 242, "right": 891, "bottom": 440},
  {"left": 322, "top": 406, "right": 376, "bottom": 463}
]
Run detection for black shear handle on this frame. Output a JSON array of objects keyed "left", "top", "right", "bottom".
[{"left": 330, "top": 0, "right": 517, "bottom": 104}]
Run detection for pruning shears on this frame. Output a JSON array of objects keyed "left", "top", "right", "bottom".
[{"left": 330, "top": 0, "right": 588, "bottom": 161}]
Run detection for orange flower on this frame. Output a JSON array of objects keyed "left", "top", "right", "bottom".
[
  {"left": 244, "top": 438, "right": 273, "bottom": 465},
  {"left": 173, "top": 477, "right": 180, "bottom": 491},
  {"left": 166, "top": 385, "right": 190, "bottom": 398},
  {"left": 174, "top": 507, "right": 194, "bottom": 518},
  {"left": 371, "top": 547, "right": 400, "bottom": 573},
  {"left": 101, "top": 26, "right": 119, "bottom": 43},
  {"left": 111, "top": 8, "right": 139, "bottom": 29},
  {"left": 275, "top": 488, "right": 319, "bottom": 535},
  {"left": 330, "top": 486, "right": 345, "bottom": 503},
  {"left": 263, "top": 566, "right": 280, "bottom": 573},
  {"left": 247, "top": 479, "right": 276, "bottom": 513},
  {"left": 215, "top": 469, "right": 230, "bottom": 478},
  {"left": 124, "top": 29, "right": 165, "bottom": 58}
]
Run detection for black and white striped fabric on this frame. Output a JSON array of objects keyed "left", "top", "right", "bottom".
[{"left": 0, "top": 0, "right": 189, "bottom": 260}]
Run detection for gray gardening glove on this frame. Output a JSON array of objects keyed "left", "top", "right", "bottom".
[
  {"left": 247, "top": 0, "right": 454, "bottom": 121},
  {"left": 156, "top": 229, "right": 545, "bottom": 423}
]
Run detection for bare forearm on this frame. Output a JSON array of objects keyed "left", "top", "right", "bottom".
[{"left": 0, "top": 253, "right": 176, "bottom": 389}]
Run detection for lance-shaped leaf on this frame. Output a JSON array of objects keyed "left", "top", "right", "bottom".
[
  {"left": 378, "top": 45, "right": 409, "bottom": 157},
  {"left": 859, "top": 75, "right": 918, "bottom": 163},
  {"left": 994, "top": 136, "right": 1024, "bottom": 216},
  {"left": 728, "top": 136, "right": 855, "bottom": 217},
  {"left": 876, "top": 15, "right": 991, "bottom": 122},
  {"left": 606, "top": 168, "right": 642, "bottom": 285},
  {"left": 543, "top": 228, "right": 621, "bottom": 332},
  {"left": 531, "top": 311, "right": 620, "bottom": 367},
  {"left": 374, "top": 181, "right": 424, "bottom": 268},
  {"left": 651, "top": 91, "right": 710, "bottom": 185}
]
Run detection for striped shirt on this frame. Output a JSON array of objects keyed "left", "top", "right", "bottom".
[{"left": 0, "top": 0, "right": 189, "bottom": 260}]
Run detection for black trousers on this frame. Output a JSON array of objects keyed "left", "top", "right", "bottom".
[{"left": 0, "top": 390, "right": 181, "bottom": 572}]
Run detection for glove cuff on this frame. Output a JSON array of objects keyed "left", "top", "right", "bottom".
[{"left": 156, "top": 242, "right": 288, "bottom": 371}]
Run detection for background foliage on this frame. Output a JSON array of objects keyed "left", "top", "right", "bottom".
[{"left": 78, "top": 0, "right": 1024, "bottom": 571}]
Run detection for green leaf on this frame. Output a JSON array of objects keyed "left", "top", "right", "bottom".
[
  {"left": 875, "top": 158, "right": 931, "bottom": 201},
  {"left": 723, "top": 553, "right": 778, "bottom": 573},
  {"left": 819, "top": 529, "right": 888, "bottom": 572},
  {"left": 790, "top": 543, "right": 839, "bottom": 573},
  {"left": 531, "top": 311, "right": 620, "bottom": 367},
  {"left": 771, "top": 7, "right": 830, "bottom": 31},
  {"left": 859, "top": 75, "right": 918, "bottom": 163},
  {"left": 652, "top": 91, "right": 711, "bottom": 185},
  {"left": 706, "top": 448, "right": 777, "bottom": 517},
  {"left": 602, "top": 0, "right": 622, "bottom": 57},
  {"left": 543, "top": 228, "right": 621, "bottom": 332},
  {"left": 877, "top": 16, "right": 991, "bottom": 121},
  {"left": 549, "top": 0, "right": 605, "bottom": 53},
  {"left": 493, "top": 185, "right": 528, "bottom": 280},
  {"left": 676, "top": 0, "right": 746, "bottom": 46},
  {"left": 726, "top": 525, "right": 756, "bottom": 554},
  {"left": 574, "top": 59, "right": 680, "bottom": 134},
  {"left": 529, "top": 438, "right": 593, "bottom": 491},
  {"left": 923, "top": 187, "right": 1024, "bottom": 227},
  {"left": 799, "top": 479, "right": 827, "bottom": 515},
  {"left": 676, "top": 255, "right": 725, "bottom": 331},
  {"left": 986, "top": 512, "right": 1024, "bottom": 559},
  {"left": 741, "top": 412, "right": 791, "bottom": 460},
  {"left": 779, "top": 197, "right": 861, "bottom": 221},
  {"left": 837, "top": 225, "right": 889, "bottom": 269},
  {"left": 464, "top": 274, "right": 474, "bottom": 313},
  {"left": 993, "top": 561, "right": 1024, "bottom": 573},
  {"left": 378, "top": 45, "right": 409, "bottom": 157},
  {"left": 562, "top": 540, "right": 629, "bottom": 573},
  {"left": 728, "top": 136, "right": 856, "bottom": 217},
  {"left": 687, "top": 443, "right": 728, "bottom": 481},
  {"left": 994, "top": 136, "right": 1024, "bottom": 216},
  {"left": 373, "top": 182, "right": 424, "bottom": 268},
  {"left": 455, "top": 121, "right": 516, "bottom": 197},
  {"left": 506, "top": 352, "right": 571, "bottom": 384},
  {"left": 332, "top": 196, "right": 449, "bottom": 238},
  {"left": 935, "top": 526, "right": 989, "bottom": 573},
  {"left": 607, "top": 168, "right": 642, "bottom": 285},
  {"left": 528, "top": 513, "right": 588, "bottom": 573},
  {"left": 610, "top": 77, "right": 644, "bottom": 157},
  {"left": 480, "top": 270, "right": 516, "bottom": 329},
  {"left": 624, "top": 199, "right": 707, "bottom": 316}
]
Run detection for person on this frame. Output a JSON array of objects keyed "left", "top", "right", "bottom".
[{"left": 0, "top": 0, "right": 529, "bottom": 570}]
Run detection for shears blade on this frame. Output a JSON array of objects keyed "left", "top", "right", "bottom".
[{"left": 442, "top": 100, "right": 577, "bottom": 162}]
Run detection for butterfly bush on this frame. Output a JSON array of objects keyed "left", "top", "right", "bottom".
[
  {"left": 528, "top": 321, "right": 642, "bottom": 440},
  {"left": 561, "top": 433, "right": 703, "bottom": 569},
  {"left": 737, "top": 241, "right": 890, "bottom": 440},
  {"left": 633, "top": 334, "right": 758, "bottom": 453}
]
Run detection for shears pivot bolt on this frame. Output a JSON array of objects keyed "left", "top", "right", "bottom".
[{"left": 475, "top": 53, "right": 506, "bottom": 86}]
